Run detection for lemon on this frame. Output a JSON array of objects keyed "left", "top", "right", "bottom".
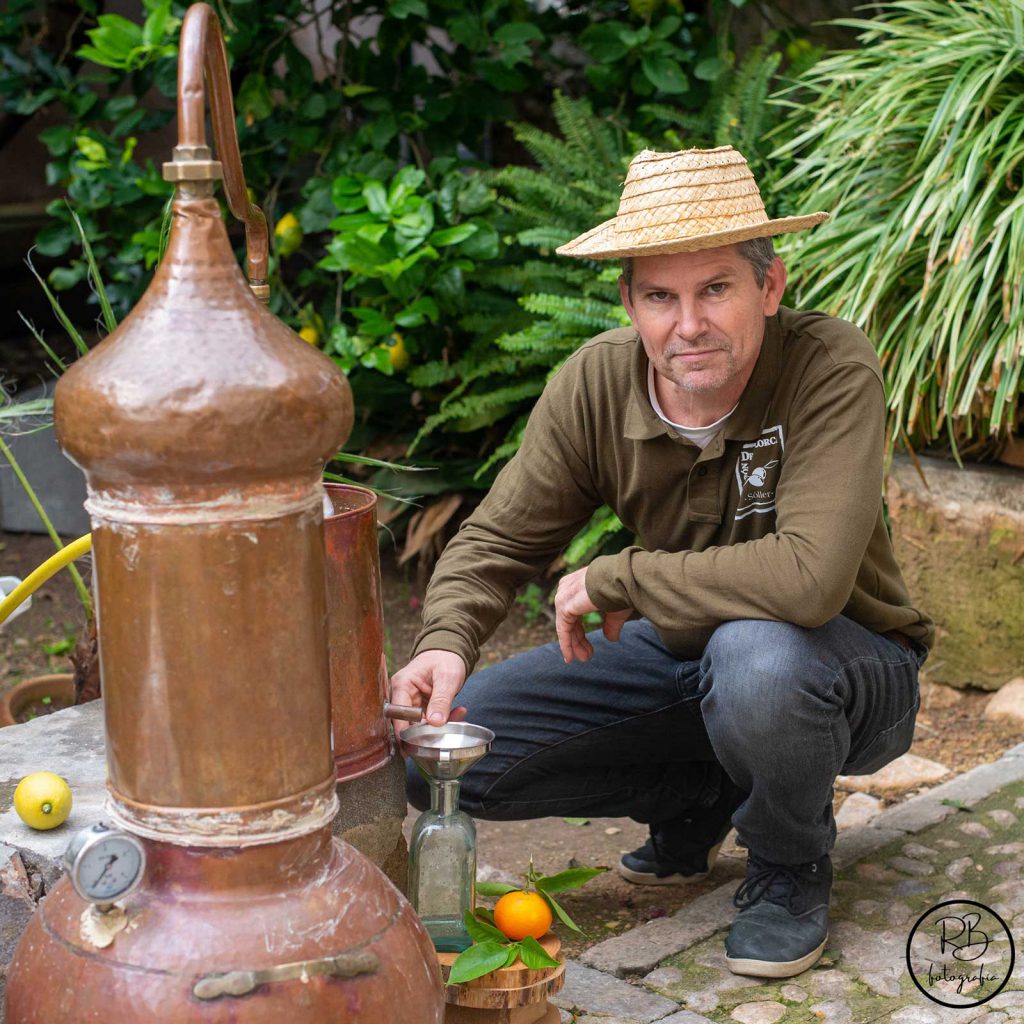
[
  {"left": 299, "top": 326, "right": 320, "bottom": 345},
  {"left": 14, "top": 771, "right": 72, "bottom": 830},
  {"left": 274, "top": 212, "right": 303, "bottom": 257},
  {"left": 378, "top": 331, "right": 410, "bottom": 371}
]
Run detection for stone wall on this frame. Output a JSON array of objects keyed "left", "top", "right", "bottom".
[{"left": 888, "top": 455, "right": 1024, "bottom": 690}]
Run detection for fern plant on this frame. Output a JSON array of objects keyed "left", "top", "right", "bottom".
[
  {"left": 769, "top": 0, "right": 1024, "bottom": 457},
  {"left": 406, "top": 94, "right": 633, "bottom": 564}
]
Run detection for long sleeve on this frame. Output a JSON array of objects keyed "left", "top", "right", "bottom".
[
  {"left": 585, "top": 360, "right": 886, "bottom": 635},
  {"left": 411, "top": 370, "right": 602, "bottom": 673}
]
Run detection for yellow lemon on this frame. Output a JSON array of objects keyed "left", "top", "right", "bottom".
[
  {"left": 378, "top": 332, "right": 409, "bottom": 371},
  {"left": 299, "top": 326, "right": 320, "bottom": 345},
  {"left": 13, "top": 772, "right": 72, "bottom": 830},
  {"left": 274, "top": 212, "right": 303, "bottom": 257}
]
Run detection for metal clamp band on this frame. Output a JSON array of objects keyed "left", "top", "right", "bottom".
[
  {"left": 106, "top": 775, "right": 339, "bottom": 848},
  {"left": 193, "top": 950, "right": 379, "bottom": 1000},
  {"left": 85, "top": 488, "right": 321, "bottom": 526}
]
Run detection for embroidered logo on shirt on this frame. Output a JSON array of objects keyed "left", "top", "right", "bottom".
[{"left": 735, "top": 425, "right": 784, "bottom": 520}]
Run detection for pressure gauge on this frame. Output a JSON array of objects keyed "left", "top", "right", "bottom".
[{"left": 64, "top": 823, "right": 146, "bottom": 905}]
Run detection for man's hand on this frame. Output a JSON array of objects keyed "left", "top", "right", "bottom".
[
  {"left": 389, "top": 649, "right": 468, "bottom": 736},
  {"left": 554, "top": 566, "right": 631, "bottom": 664}
]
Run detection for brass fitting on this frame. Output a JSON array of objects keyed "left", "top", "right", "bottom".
[{"left": 163, "top": 144, "right": 223, "bottom": 183}]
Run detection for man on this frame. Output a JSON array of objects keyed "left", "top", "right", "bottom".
[{"left": 392, "top": 146, "right": 932, "bottom": 978}]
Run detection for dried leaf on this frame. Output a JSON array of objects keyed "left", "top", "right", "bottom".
[{"left": 399, "top": 494, "right": 462, "bottom": 565}]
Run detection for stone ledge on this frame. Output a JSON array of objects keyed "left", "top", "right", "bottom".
[
  {"left": 0, "top": 701, "right": 107, "bottom": 892},
  {"left": 580, "top": 882, "right": 736, "bottom": 978},
  {"left": 551, "top": 961, "right": 680, "bottom": 1022},
  {"left": 871, "top": 750, "right": 1024, "bottom": 836}
]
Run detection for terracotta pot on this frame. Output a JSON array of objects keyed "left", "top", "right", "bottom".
[{"left": 0, "top": 674, "right": 76, "bottom": 728}]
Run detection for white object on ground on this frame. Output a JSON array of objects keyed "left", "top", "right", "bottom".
[{"left": 0, "top": 576, "right": 30, "bottom": 626}]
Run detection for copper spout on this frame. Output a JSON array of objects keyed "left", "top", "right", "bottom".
[
  {"left": 166, "top": 2, "right": 269, "bottom": 297},
  {"left": 384, "top": 701, "right": 423, "bottom": 722}
]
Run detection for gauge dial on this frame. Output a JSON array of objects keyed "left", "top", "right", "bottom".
[{"left": 66, "top": 825, "right": 145, "bottom": 903}]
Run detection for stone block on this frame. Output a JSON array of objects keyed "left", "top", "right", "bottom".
[
  {"left": 887, "top": 454, "right": 1024, "bottom": 689},
  {"left": 831, "top": 826, "right": 906, "bottom": 869},
  {"left": 985, "top": 679, "right": 1024, "bottom": 726},
  {"left": 834, "top": 792, "right": 882, "bottom": 830},
  {"left": 551, "top": 962, "right": 679, "bottom": 1023},
  {"left": 580, "top": 884, "right": 735, "bottom": 977},
  {"left": 837, "top": 753, "right": 951, "bottom": 795},
  {"left": 332, "top": 754, "right": 409, "bottom": 891}
]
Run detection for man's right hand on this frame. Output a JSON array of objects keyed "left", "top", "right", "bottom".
[{"left": 389, "top": 649, "right": 468, "bottom": 736}]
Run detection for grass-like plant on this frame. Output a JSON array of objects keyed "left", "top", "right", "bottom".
[{"left": 770, "top": 0, "right": 1024, "bottom": 457}]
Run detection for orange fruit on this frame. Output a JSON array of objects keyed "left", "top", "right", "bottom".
[{"left": 493, "top": 890, "right": 553, "bottom": 941}]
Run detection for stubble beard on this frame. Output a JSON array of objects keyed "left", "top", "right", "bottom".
[{"left": 656, "top": 344, "right": 737, "bottom": 394}]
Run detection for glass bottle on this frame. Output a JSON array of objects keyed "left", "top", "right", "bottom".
[{"left": 408, "top": 776, "right": 476, "bottom": 952}]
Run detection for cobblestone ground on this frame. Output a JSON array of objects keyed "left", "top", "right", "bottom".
[{"left": 553, "top": 777, "right": 1024, "bottom": 1024}]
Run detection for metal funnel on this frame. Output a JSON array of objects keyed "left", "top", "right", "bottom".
[{"left": 402, "top": 722, "right": 494, "bottom": 782}]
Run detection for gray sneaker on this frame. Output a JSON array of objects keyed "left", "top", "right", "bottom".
[
  {"left": 618, "top": 828, "right": 726, "bottom": 885},
  {"left": 618, "top": 775, "right": 743, "bottom": 886},
  {"left": 724, "top": 852, "right": 831, "bottom": 978}
]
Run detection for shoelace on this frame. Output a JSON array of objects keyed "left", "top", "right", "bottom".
[{"left": 733, "top": 861, "right": 814, "bottom": 914}]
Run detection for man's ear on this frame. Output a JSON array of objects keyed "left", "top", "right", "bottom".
[
  {"left": 762, "top": 256, "right": 787, "bottom": 316},
  {"left": 619, "top": 275, "right": 638, "bottom": 327}
]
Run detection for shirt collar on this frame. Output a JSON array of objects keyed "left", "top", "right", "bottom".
[
  {"left": 723, "top": 310, "right": 782, "bottom": 441},
  {"left": 623, "top": 310, "right": 783, "bottom": 443}
]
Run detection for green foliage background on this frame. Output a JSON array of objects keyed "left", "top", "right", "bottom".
[{"left": 4, "top": 0, "right": 1021, "bottom": 565}]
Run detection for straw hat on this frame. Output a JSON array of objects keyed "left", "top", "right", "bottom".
[{"left": 556, "top": 146, "right": 828, "bottom": 260}]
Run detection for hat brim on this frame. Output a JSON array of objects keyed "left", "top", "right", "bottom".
[{"left": 555, "top": 213, "right": 829, "bottom": 260}]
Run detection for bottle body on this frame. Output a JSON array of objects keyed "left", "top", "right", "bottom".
[{"left": 408, "top": 780, "right": 475, "bottom": 952}]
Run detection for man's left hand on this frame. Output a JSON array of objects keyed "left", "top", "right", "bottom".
[{"left": 554, "top": 566, "right": 632, "bottom": 663}]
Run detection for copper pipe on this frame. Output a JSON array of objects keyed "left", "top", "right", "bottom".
[{"left": 175, "top": 2, "right": 268, "bottom": 290}]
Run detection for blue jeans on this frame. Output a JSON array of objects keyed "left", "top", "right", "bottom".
[{"left": 406, "top": 616, "right": 925, "bottom": 864}]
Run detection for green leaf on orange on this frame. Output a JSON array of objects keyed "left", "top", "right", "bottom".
[
  {"left": 464, "top": 909, "right": 509, "bottom": 944},
  {"left": 518, "top": 935, "right": 560, "bottom": 970},
  {"left": 539, "top": 890, "right": 582, "bottom": 934},
  {"left": 536, "top": 867, "right": 606, "bottom": 893},
  {"left": 448, "top": 940, "right": 516, "bottom": 985}
]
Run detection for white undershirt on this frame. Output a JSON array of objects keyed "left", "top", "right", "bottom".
[{"left": 647, "top": 363, "right": 737, "bottom": 449}]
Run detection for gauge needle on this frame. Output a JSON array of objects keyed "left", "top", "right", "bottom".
[{"left": 94, "top": 853, "right": 119, "bottom": 887}]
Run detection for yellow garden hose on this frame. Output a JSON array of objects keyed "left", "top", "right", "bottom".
[{"left": 0, "top": 533, "right": 92, "bottom": 626}]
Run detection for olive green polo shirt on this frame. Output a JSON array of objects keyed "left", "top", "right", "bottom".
[{"left": 412, "top": 305, "right": 933, "bottom": 673}]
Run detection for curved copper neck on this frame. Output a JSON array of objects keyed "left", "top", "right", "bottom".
[{"left": 172, "top": 2, "right": 268, "bottom": 293}]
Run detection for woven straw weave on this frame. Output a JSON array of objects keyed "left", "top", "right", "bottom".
[{"left": 557, "top": 146, "right": 827, "bottom": 260}]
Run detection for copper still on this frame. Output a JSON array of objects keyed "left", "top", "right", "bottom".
[{"left": 5, "top": 4, "right": 443, "bottom": 1020}]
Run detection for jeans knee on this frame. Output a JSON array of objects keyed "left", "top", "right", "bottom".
[{"left": 701, "top": 619, "right": 836, "bottom": 734}]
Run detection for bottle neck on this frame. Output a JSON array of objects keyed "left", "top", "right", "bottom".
[{"left": 430, "top": 779, "right": 461, "bottom": 816}]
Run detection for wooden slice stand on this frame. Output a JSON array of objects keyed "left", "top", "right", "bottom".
[{"left": 438, "top": 933, "right": 564, "bottom": 1024}]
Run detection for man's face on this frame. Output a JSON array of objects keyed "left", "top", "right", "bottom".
[{"left": 619, "top": 245, "right": 786, "bottom": 400}]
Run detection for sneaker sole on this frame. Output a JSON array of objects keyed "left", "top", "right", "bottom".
[
  {"left": 724, "top": 935, "right": 828, "bottom": 979},
  {"left": 617, "top": 840, "right": 724, "bottom": 886}
]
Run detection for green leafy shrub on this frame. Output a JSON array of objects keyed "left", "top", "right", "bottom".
[
  {"left": 771, "top": 0, "right": 1024, "bottom": 455},
  {"left": 7, "top": 0, "right": 835, "bottom": 559}
]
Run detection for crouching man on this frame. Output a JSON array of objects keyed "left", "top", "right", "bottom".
[{"left": 391, "top": 146, "right": 932, "bottom": 978}]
